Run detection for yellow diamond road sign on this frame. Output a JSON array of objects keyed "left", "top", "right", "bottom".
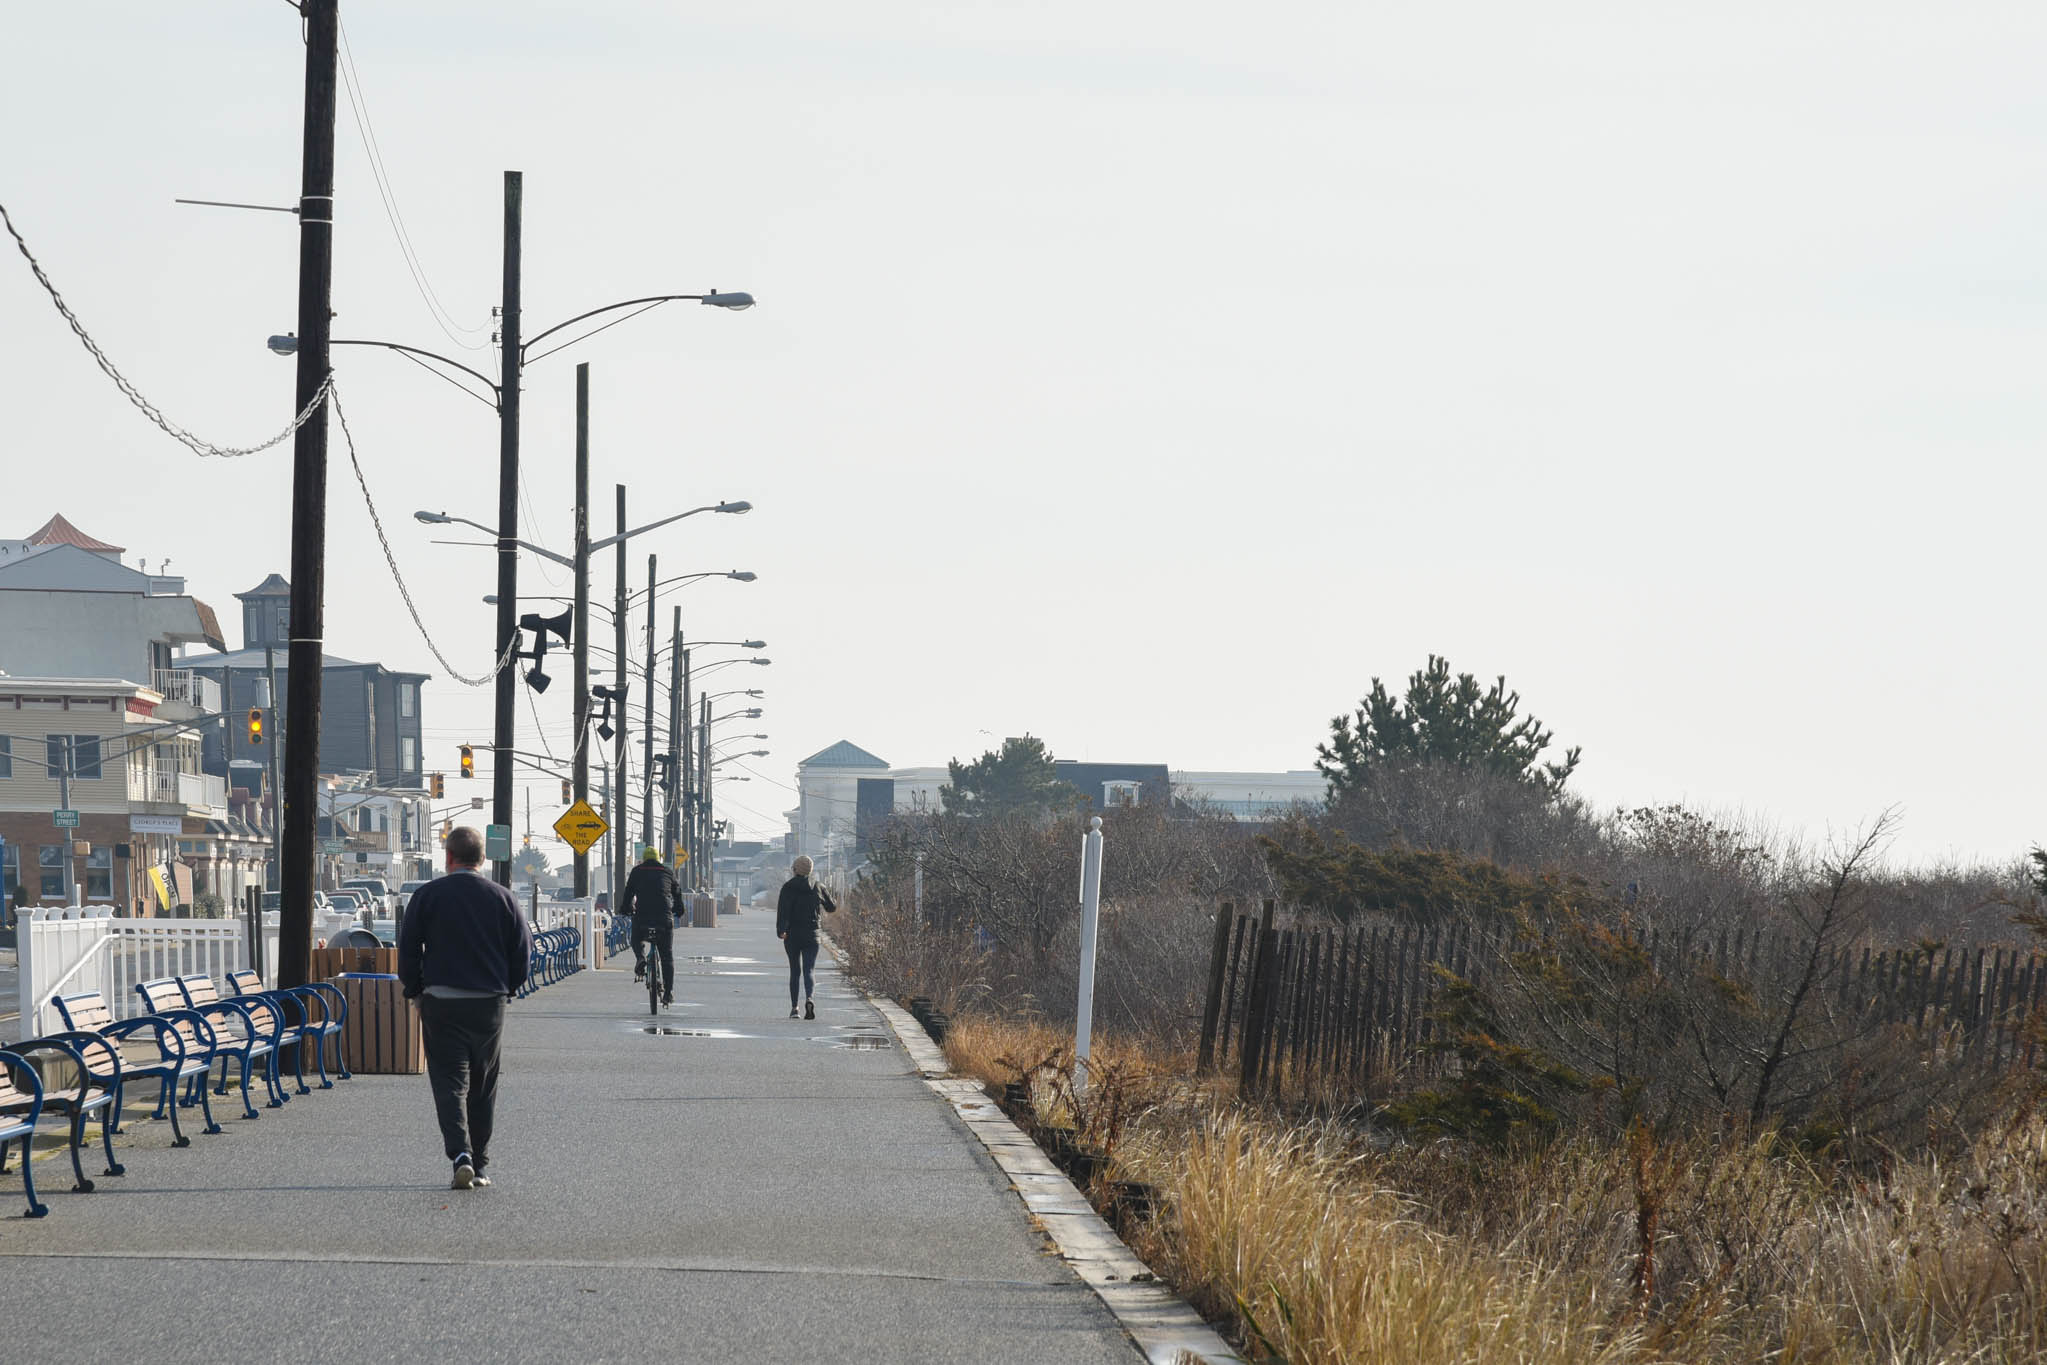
[{"left": 552, "top": 800, "right": 609, "bottom": 855}]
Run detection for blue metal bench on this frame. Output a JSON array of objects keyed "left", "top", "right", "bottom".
[
  {"left": 50, "top": 991, "right": 222, "bottom": 1146},
  {"left": 139, "top": 977, "right": 280, "bottom": 1118},
  {"left": 1, "top": 1034, "right": 125, "bottom": 1197},
  {"left": 225, "top": 970, "right": 347, "bottom": 1089},
  {"left": 0, "top": 1051, "right": 50, "bottom": 1217}
]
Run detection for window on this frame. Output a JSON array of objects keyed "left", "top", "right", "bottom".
[
  {"left": 0, "top": 735, "right": 10, "bottom": 779},
  {"left": 1, "top": 842, "right": 18, "bottom": 899},
  {"left": 85, "top": 847, "right": 111, "bottom": 901},
  {"left": 46, "top": 735, "right": 102, "bottom": 780},
  {"left": 400, "top": 683, "right": 417, "bottom": 719},
  {"left": 400, "top": 737, "right": 418, "bottom": 772},
  {"left": 39, "top": 845, "right": 64, "bottom": 899}
]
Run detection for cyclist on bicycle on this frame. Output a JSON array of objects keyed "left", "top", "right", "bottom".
[{"left": 623, "top": 846, "right": 683, "bottom": 1005}]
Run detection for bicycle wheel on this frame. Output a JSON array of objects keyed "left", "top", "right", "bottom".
[{"left": 648, "top": 954, "right": 662, "bottom": 1014}]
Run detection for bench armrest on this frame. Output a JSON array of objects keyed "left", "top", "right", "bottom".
[
  {"left": 6, "top": 1034, "right": 112, "bottom": 1104},
  {"left": 304, "top": 981, "right": 348, "bottom": 1029},
  {"left": 102, "top": 1013, "right": 199, "bottom": 1066},
  {"left": 0, "top": 1051, "right": 44, "bottom": 1126},
  {"left": 192, "top": 999, "right": 268, "bottom": 1042}
]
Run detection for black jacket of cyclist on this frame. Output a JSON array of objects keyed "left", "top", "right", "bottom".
[{"left": 622, "top": 848, "right": 682, "bottom": 1000}]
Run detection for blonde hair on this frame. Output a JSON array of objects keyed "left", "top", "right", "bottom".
[{"left": 792, "top": 854, "right": 814, "bottom": 876}]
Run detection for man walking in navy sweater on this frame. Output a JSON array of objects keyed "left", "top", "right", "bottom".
[{"left": 399, "top": 825, "right": 533, "bottom": 1190}]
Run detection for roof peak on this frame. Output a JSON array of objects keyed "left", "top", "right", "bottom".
[
  {"left": 236, "top": 573, "right": 291, "bottom": 599},
  {"left": 26, "top": 513, "right": 125, "bottom": 554},
  {"left": 798, "top": 739, "right": 890, "bottom": 770}
]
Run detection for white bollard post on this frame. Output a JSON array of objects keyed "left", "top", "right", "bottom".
[
  {"left": 16, "top": 906, "right": 37, "bottom": 1032},
  {"left": 1073, "top": 815, "right": 1105, "bottom": 1098}
]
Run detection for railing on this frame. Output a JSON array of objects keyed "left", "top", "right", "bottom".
[
  {"left": 150, "top": 668, "right": 221, "bottom": 713},
  {"left": 16, "top": 907, "right": 279, "bottom": 1034},
  {"left": 179, "top": 770, "right": 226, "bottom": 814},
  {"left": 125, "top": 767, "right": 227, "bottom": 813}
]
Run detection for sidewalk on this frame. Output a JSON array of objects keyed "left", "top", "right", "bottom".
[{"left": 0, "top": 913, "right": 1143, "bottom": 1364}]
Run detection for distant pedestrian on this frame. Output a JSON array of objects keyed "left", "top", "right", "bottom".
[
  {"left": 399, "top": 825, "right": 533, "bottom": 1191},
  {"left": 623, "top": 846, "right": 683, "bottom": 1005},
  {"left": 776, "top": 855, "right": 836, "bottom": 1020}
]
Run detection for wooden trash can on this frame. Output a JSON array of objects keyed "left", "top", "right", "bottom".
[
  {"left": 334, "top": 973, "right": 425, "bottom": 1074},
  {"left": 689, "top": 894, "right": 717, "bottom": 929}
]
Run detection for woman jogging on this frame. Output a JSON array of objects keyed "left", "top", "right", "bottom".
[{"left": 775, "top": 855, "right": 836, "bottom": 1020}]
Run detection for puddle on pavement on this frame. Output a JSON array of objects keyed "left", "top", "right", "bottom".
[
  {"left": 637, "top": 1026, "right": 757, "bottom": 1039},
  {"left": 685, "top": 955, "right": 759, "bottom": 964},
  {"left": 709, "top": 970, "right": 772, "bottom": 977},
  {"left": 820, "top": 1033, "right": 892, "bottom": 1050}
]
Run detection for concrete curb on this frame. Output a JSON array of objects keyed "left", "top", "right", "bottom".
[{"left": 863, "top": 994, "right": 1240, "bottom": 1365}]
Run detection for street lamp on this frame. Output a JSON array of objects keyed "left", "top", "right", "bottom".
[
  {"left": 418, "top": 505, "right": 750, "bottom": 568},
  {"left": 267, "top": 192, "right": 755, "bottom": 914}
]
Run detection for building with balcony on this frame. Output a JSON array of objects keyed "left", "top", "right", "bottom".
[
  {"left": 0, "top": 677, "right": 267, "bottom": 915},
  {"left": 316, "top": 772, "right": 436, "bottom": 888},
  {"left": 0, "top": 515, "right": 228, "bottom": 714}
]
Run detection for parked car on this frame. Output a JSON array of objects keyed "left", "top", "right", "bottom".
[
  {"left": 260, "top": 891, "right": 332, "bottom": 914},
  {"left": 327, "top": 889, "right": 370, "bottom": 918},
  {"left": 549, "top": 886, "right": 581, "bottom": 902},
  {"left": 340, "top": 877, "right": 398, "bottom": 915},
  {"left": 397, "top": 880, "right": 430, "bottom": 914}
]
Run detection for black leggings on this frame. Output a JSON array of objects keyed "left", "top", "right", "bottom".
[{"left": 785, "top": 938, "right": 818, "bottom": 1008}]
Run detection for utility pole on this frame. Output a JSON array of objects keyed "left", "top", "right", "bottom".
[
  {"left": 264, "top": 645, "right": 282, "bottom": 892},
  {"left": 571, "top": 364, "right": 591, "bottom": 897},
  {"left": 612, "top": 485, "right": 628, "bottom": 885},
  {"left": 641, "top": 553, "right": 656, "bottom": 857},
  {"left": 279, "top": 0, "right": 338, "bottom": 989},
  {"left": 490, "top": 169, "right": 524, "bottom": 888},
  {"left": 663, "top": 611, "right": 682, "bottom": 862},
  {"left": 599, "top": 754, "right": 612, "bottom": 899},
  {"left": 678, "top": 643, "right": 693, "bottom": 874},
  {"left": 697, "top": 693, "right": 711, "bottom": 884}
]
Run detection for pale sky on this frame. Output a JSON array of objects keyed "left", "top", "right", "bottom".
[{"left": 3, "top": 4, "right": 2043, "bottom": 867}]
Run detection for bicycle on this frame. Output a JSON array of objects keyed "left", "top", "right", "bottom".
[{"left": 641, "top": 929, "right": 664, "bottom": 1015}]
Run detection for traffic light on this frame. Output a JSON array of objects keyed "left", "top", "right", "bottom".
[
  {"left": 430, "top": 772, "right": 445, "bottom": 800},
  {"left": 561, "top": 778, "right": 573, "bottom": 804},
  {"left": 459, "top": 744, "right": 474, "bottom": 779},
  {"left": 247, "top": 708, "right": 264, "bottom": 745}
]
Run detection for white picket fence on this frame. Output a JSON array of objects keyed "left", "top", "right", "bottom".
[
  {"left": 534, "top": 898, "right": 604, "bottom": 971},
  {"left": 15, "top": 907, "right": 280, "bottom": 1035}
]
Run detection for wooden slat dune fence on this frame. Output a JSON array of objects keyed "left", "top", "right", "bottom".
[{"left": 1195, "top": 901, "right": 2047, "bottom": 1094}]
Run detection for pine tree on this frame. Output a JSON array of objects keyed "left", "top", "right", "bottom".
[
  {"left": 1316, "top": 654, "right": 1579, "bottom": 801},
  {"left": 939, "top": 734, "right": 1079, "bottom": 817}
]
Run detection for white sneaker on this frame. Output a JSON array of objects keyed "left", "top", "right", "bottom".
[{"left": 452, "top": 1156, "right": 476, "bottom": 1190}]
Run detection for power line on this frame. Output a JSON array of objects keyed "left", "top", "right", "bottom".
[
  {"left": 336, "top": 19, "right": 490, "bottom": 351},
  {"left": 1, "top": 199, "right": 330, "bottom": 458},
  {"left": 334, "top": 385, "right": 520, "bottom": 687}
]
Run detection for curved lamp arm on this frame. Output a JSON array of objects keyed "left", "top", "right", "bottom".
[{"left": 520, "top": 292, "right": 755, "bottom": 356}]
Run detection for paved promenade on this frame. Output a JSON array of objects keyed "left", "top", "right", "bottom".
[{"left": 1, "top": 912, "right": 1142, "bottom": 1363}]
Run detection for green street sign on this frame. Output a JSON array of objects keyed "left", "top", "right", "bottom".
[
  {"left": 485, "top": 823, "right": 513, "bottom": 862},
  {"left": 320, "top": 838, "right": 347, "bottom": 855},
  {"left": 52, "top": 809, "right": 80, "bottom": 829}
]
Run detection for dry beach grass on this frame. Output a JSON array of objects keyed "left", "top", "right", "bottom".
[{"left": 943, "top": 1015, "right": 2047, "bottom": 1365}]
